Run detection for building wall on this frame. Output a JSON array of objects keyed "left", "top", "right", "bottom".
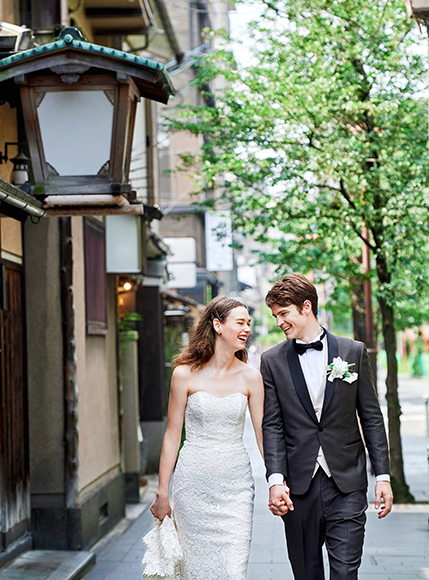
[
  {"left": 0, "top": 53, "right": 29, "bottom": 562},
  {"left": 157, "top": 1, "right": 239, "bottom": 303},
  {"left": 24, "top": 217, "right": 65, "bottom": 506},
  {"left": 0, "top": 102, "right": 18, "bottom": 182},
  {"left": 0, "top": 0, "right": 134, "bottom": 552},
  {"left": 0, "top": 0, "right": 19, "bottom": 27},
  {"left": 23, "top": 216, "right": 123, "bottom": 550},
  {"left": 72, "top": 217, "right": 121, "bottom": 501},
  {"left": 160, "top": 130, "right": 204, "bottom": 207},
  {"left": 0, "top": 104, "right": 23, "bottom": 264},
  {"left": 1, "top": 218, "right": 22, "bottom": 260}
]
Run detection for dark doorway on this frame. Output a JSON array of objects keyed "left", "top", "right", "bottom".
[{"left": 0, "top": 260, "right": 30, "bottom": 554}]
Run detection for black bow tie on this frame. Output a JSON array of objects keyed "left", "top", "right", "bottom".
[{"left": 294, "top": 330, "right": 326, "bottom": 355}]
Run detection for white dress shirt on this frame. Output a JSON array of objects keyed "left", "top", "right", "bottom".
[
  {"left": 268, "top": 329, "right": 390, "bottom": 488},
  {"left": 297, "top": 330, "right": 327, "bottom": 399}
]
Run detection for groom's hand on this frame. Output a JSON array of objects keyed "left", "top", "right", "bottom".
[
  {"left": 268, "top": 483, "right": 294, "bottom": 516},
  {"left": 374, "top": 481, "right": 393, "bottom": 519}
]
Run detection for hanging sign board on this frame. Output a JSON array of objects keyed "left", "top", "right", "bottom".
[{"left": 205, "top": 211, "right": 233, "bottom": 272}]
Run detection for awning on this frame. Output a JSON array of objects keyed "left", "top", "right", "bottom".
[{"left": 0, "top": 177, "right": 45, "bottom": 221}]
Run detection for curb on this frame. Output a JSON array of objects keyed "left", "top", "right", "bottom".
[{"left": 0, "top": 550, "right": 96, "bottom": 580}]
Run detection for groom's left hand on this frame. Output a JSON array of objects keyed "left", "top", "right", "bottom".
[{"left": 374, "top": 481, "right": 393, "bottom": 519}]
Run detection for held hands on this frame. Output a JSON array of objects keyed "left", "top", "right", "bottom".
[
  {"left": 150, "top": 492, "right": 172, "bottom": 521},
  {"left": 374, "top": 481, "right": 393, "bottom": 519},
  {"left": 268, "top": 483, "right": 294, "bottom": 516}
]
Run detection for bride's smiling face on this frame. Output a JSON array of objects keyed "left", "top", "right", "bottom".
[{"left": 214, "top": 306, "right": 251, "bottom": 351}]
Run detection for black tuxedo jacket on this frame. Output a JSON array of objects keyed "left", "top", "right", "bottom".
[{"left": 261, "top": 331, "right": 390, "bottom": 495}]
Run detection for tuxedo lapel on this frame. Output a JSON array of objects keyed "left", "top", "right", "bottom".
[
  {"left": 286, "top": 340, "right": 318, "bottom": 423},
  {"left": 322, "top": 331, "right": 339, "bottom": 414}
]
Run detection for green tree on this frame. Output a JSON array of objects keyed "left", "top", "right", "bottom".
[{"left": 169, "top": 0, "right": 429, "bottom": 501}]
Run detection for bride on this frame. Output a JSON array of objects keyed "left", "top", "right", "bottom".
[{"left": 150, "top": 295, "right": 264, "bottom": 580}]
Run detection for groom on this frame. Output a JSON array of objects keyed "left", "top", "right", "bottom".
[{"left": 261, "top": 273, "right": 393, "bottom": 580}]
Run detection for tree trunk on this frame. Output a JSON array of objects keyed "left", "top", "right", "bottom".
[
  {"left": 351, "top": 277, "right": 366, "bottom": 343},
  {"left": 376, "top": 258, "right": 414, "bottom": 503},
  {"left": 351, "top": 274, "right": 377, "bottom": 386}
]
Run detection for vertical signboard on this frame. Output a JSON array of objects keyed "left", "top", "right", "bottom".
[
  {"left": 205, "top": 211, "right": 233, "bottom": 272},
  {"left": 164, "top": 237, "right": 197, "bottom": 289}
]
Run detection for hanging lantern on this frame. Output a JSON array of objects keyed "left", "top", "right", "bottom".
[{"left": 0, "top": 27, "right": 174, "bottom": 212}]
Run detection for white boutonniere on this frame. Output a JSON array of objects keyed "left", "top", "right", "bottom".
[{"left": 326, "top": 356, "right": 358, "bottom": 384}]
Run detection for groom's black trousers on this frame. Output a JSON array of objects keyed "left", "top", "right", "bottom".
[{"left": 282, "top": 470, "right": 367, "bottom": 580}]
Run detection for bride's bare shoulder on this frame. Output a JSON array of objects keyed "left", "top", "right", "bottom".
[
  {"left": 236, "top": 360, "right": 261, "bottom": 380},
  {"left": 172, "top": 364, "right": 194, "bottom": 379},
  {"left": 247, "top": 365, "right": 262, "bottom": 382},
  {"left": 170, "top": 365, "right": 197, "bottom": 399}
]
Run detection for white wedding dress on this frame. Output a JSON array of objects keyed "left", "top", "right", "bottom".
[{"left": 171, "top": 391, "right": 255, "bottom": 580}]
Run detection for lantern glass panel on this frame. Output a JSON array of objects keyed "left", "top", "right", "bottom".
[
  {"left": 413, "top": 1, "right": 429, "bottom": 9},
  {"left": 37, "top": 90, "right": 114, "bottom": 176}
]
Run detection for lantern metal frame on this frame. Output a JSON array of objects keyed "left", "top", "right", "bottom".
[{"left": 0, "top": 27, "right": 174, "bottom": 200}]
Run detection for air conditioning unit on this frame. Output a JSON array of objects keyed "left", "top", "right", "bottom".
[{"left": 0, "top": 22, "right": 34, "bottom": 58}]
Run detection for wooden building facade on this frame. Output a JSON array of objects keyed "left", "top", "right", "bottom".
[{"left": 0, "top": 0, "right": 174, "bottom": 564}]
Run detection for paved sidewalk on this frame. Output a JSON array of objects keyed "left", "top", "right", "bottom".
[{"left": 81, "top": 480, "right": 158, "bottom": 580}]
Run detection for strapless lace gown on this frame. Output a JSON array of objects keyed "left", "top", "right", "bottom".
[{"left": 171, "top": 391, "right": 255, "bottom": 580}]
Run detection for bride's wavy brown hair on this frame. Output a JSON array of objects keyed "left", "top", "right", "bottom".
[{"left": 174, "top": 296, "right": 248, "bottom": 370}]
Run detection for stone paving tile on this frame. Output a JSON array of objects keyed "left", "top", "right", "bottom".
[
  {"left": 247, "top": 563, "right": 294, "bottom": 580},
  {"left": 84, "top": 507, "right": 153, "bottom": 580},
  {"left": 0, "top": 551, "right": 95, "bottom": 580},
  {"left": 0, "top": 571, "right": 48, "bottom": 580},
  {"left": 17, "top": 552, "right": 68, "bottom": 565},
  {"left": 360, "top": 576, "right": 424, "bottom": 579}
]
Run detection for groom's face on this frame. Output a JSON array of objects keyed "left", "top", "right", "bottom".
[{"left": 270, "top": 302, "right": 311, "bottom": 340}]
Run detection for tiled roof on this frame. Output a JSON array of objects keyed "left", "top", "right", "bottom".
[{"left": 0, "top": 27, "right": 175, "bottom": 96}]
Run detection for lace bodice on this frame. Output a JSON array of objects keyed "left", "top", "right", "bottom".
[{"left": 183, "top": 391, "right": 248, "bottom": 446}]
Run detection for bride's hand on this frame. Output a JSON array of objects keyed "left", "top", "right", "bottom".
[{"left": 150, "top": 493, "right": 172, "bottom": 521}]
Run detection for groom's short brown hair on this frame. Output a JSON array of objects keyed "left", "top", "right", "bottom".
[{"left": 265, "top": 273, "right": 318, "bottom": 318}]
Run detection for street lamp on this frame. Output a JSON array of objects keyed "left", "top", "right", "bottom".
[
  {"left": 0, "top": 27, "right": 174, "bottom": 212},
  {"left": 9, "top": 152, "right": 30, "bottom": 186}
]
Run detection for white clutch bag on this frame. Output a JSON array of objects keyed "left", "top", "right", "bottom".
[{"left": 142, "top": 513, "right": 184, "bottom": 580}]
